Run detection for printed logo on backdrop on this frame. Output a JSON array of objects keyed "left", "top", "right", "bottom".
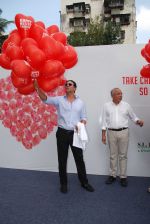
[
  {"left": 137, "top": 142, "right": 150, "bottom": 152},
  {"left": 122, "top": 76, "right": 150, "bottom": 95}
]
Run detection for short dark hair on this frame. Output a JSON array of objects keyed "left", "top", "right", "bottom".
[{"left": 66, "top": 80, "right": 77, "bottom": 88}]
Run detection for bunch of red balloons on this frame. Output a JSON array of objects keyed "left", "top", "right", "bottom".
[
  {"left": 140, "top": 41, "right": 150, "bottom": 78},
  {"left": 0, "top": 14, "right": 78, "bottom": 95}
]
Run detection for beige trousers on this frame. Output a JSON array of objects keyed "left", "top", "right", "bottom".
[{"left": 107, "top": 129, "right": 129, "bottom": 178}]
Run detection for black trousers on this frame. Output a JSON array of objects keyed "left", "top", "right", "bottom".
[{"left": 56, "top": 127, "right": 88, "bottom": 186}]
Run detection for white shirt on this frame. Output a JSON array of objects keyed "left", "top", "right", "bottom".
[{"left": 100, "top": 101, "right": 139, "bottom": 130}]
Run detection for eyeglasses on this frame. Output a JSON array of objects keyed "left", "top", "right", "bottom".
[{"left": 65, "top": 83, "right": 74, "bottom": 87}]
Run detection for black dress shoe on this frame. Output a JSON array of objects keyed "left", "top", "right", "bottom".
[
  {"left": 120, "top": 178, "right": 128, "bottom": 187},
  {"left": 81, "top": 183, "right": 95, "bottom": 192},
  {"left": 105, "top": 176, "right": 116, "bottom": 184},
  {"left": 60, "top": 185, "right": 68, "bottom": 193},
  {"left": 147, "top": 187, "right": 150, "bottom": 193}
]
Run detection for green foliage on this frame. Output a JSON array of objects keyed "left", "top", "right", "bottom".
[
  {"left": 0, "top": 9, "right": 14, "bottom": 51},
  {"left": 68, "top": 17, "right": 122, "bottom": 46},
  {"left": 68, "top": 31, "right": 87, "bottom": 47},
  {"left": 102, "top": 21, "right": 122, "bottom": 45}
]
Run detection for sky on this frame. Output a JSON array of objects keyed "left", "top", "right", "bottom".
[
  {"left": 0, "top": 0, "right": 60, "bottom": 32},
  {"left": 136, "top": 0, "right": 150, "bottom": 43},
  {"left": 0, "top": 0, "right": 150, "bottom": 44}
]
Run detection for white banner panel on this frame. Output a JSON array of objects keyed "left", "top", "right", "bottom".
[{"left": 0, "top": 44, "right": 150, "bottom": 177}]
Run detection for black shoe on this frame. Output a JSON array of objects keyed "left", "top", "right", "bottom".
[
  {"left": 147, "top": 187, "right": 150, "bottom": 193},
  {"left": 81, "top": 183, "right": 95, "bottom": 192},
  {"left": 60, "top": 185, "right": 68, "bottom": 193},
  {"left": 105, "top": 176, "right": 116, "bottom": 184},
  {"left": 120, "top": 178, "right": 128, "bottom": 187}
]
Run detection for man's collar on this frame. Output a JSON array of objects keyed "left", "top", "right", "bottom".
[{"left": 64, "top": 95, "right": 79, "bottom": 99}]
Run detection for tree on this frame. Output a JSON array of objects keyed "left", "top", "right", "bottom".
[
  {"left": 68, "top": 17, "right": 122, "bottom": 46},
  {"left": 0, "top": 9, "right": 14, "bottom": 51},
  {"left": 102, "top": 21, "right": 122, "bottom": 45},
  {"left": 67, "top": 31, "right": 87, "bottom": 47}
]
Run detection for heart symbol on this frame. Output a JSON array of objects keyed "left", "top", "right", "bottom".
[
  {"left": 0, "top": 76, "right": 65, "bottom": 149},
  {"left": 15, "top": 13, "right": 35, "bottom": 38}
]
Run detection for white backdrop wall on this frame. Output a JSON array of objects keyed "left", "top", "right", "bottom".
[{"left": 0, "top": 44, "right": 150, "bottom": 177}]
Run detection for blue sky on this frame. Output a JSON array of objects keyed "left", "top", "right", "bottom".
[
  {"left": 0, "top": 0, "right": 60, "bottom": 31},
  {"left": 0, "top": 0, "right": 150, "bottom": 44},
  {"left": 136, "top": 0, "right": 150, "bottom": 43}
]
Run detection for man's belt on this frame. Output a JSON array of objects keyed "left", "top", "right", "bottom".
[
  {"left": 108, "top": 127, "right": 128, "bottom": 131},
  {"left": 58, "top": 127, "right": 74, "bottom": 133}
]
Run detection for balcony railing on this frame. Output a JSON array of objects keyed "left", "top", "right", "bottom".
[
  {"left": 111, "top": 14, "right": 130, "bottom": 26},
  {"left": 109, "top": 0, "right": 124, "bottom": 9},
  {"left": 66, "top": 3, "right": 91, "bottom": 14},
  {"left": 69, "top": 17, "right": 90, "bottom": 28},
  {"left": 104, "top": 7, "right": 111, "bottom": 14},
  {"left": 104, "top": 0, "right": 124, "bottom": 10}
]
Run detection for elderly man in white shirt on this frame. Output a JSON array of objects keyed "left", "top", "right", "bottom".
[{"left": 101, "top": 88, "right": 144, "bottom": 187}]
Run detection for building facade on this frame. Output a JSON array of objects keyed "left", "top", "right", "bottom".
[{"left": 60, "top": 0, "right": 136, "bottom": 44}]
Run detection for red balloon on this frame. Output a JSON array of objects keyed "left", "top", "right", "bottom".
[
  {"left": 11, "top": 60, "right": 31, "bottom": 78},
  {"left": 2, "top": 31, "right": 22, "bottom": 53},
  {"left": 11, "top": 71, "right": 32, "bottom": 88},
  {"left": 30, "top": 24, "right": 48, "bottom": 43},
  {"left": 8, "top": 31, "right": 22, "bottom": 45},
  {"left": 141, "top": 48, "right": 145, "bottom": 58},
  {"left": 59, "top": 45, "right": 78, "bottom": 68},
  {"left": 9, "top": 29, "right": 18, "bottom": 35},
  {"left": 145, "top": 43, "right": 150, "bottom": 54},
  {"left": 21, "top": 38, "right": 38, "bottom": 51},
  {"left": 24, "top": 45, "right": 46, "bottom": 69},
  {"left": 144, "top": 53, "right": 150, "bottom": 63},
  {"left": 0, "top": 53, "right": 11, "bottom": 69},
  {"left": 35, "top": 21, "right": 45, "bottom": 29},
  {"left": 39, "top": 36, "right": 57, "bottom": 59},
  {"left": 5, "top": 45, "right": 24, "bottom": 61},
  {"left": 140, "top": 64, "right": 150, "bottom": 78},
  {"left": 47, "top": 25, "right": 59, "bottom": 35},
  {"left": 15, "top": 13, "right": 35, "bottom": 38},
  {"left": 40, "top": 60, "right": 65, "bottom": 79},
  {"left": 38, "top": 76, "right": 64, "bottom": 92},
  {"left": 18, "top": 82, "right": 35, "bottom": 95},
  {"left": 1, "top": 39, "right": 10, "bottom": 53},
  {"left": 54, "top": 41, "right": 66, "bottom": 59},
  {"left": 52, "top": 32, "right": 67, "bottom": 45},
  {"left": 63, "top": 57, "right": 78, "bottom": 69}
]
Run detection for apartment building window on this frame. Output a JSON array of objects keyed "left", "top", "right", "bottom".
[
  {"left": 111, "top": 14, "right": 130, "bottom": 26},
  {"left": 85, "top": 4, "right": 91, "bottom": 14},
  {"left": 66, "top": 2, "right": 86, "bottom": 13},
  {"left": 74, "top": 19, "right": 84, "bottom": 27},
  {"left": 109, "top": 0, "right": 124, "bottom": 9},
  {"left": 69, "top": 17, "right": 90, "bottom": 28},
  {"left": 73, "top": 2, "right": 85, "bottom": 13},
  {"left": 121, "top": 30, "right": 125, "bottom": 39},
  {"left": 104, "top": 0, "right": 111, "bottom": 14},
  {"left": 104, "top": 0, "right": 124, "bottom": 10},
  {"left": 69, "top": 18, "right": 83, "bottom": 27},
  {"left": 66, "top": 5, "right": 74, "bottom": 13},
  {"left": 120, "top": 14, "right": 130, "bottom": 25}
]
